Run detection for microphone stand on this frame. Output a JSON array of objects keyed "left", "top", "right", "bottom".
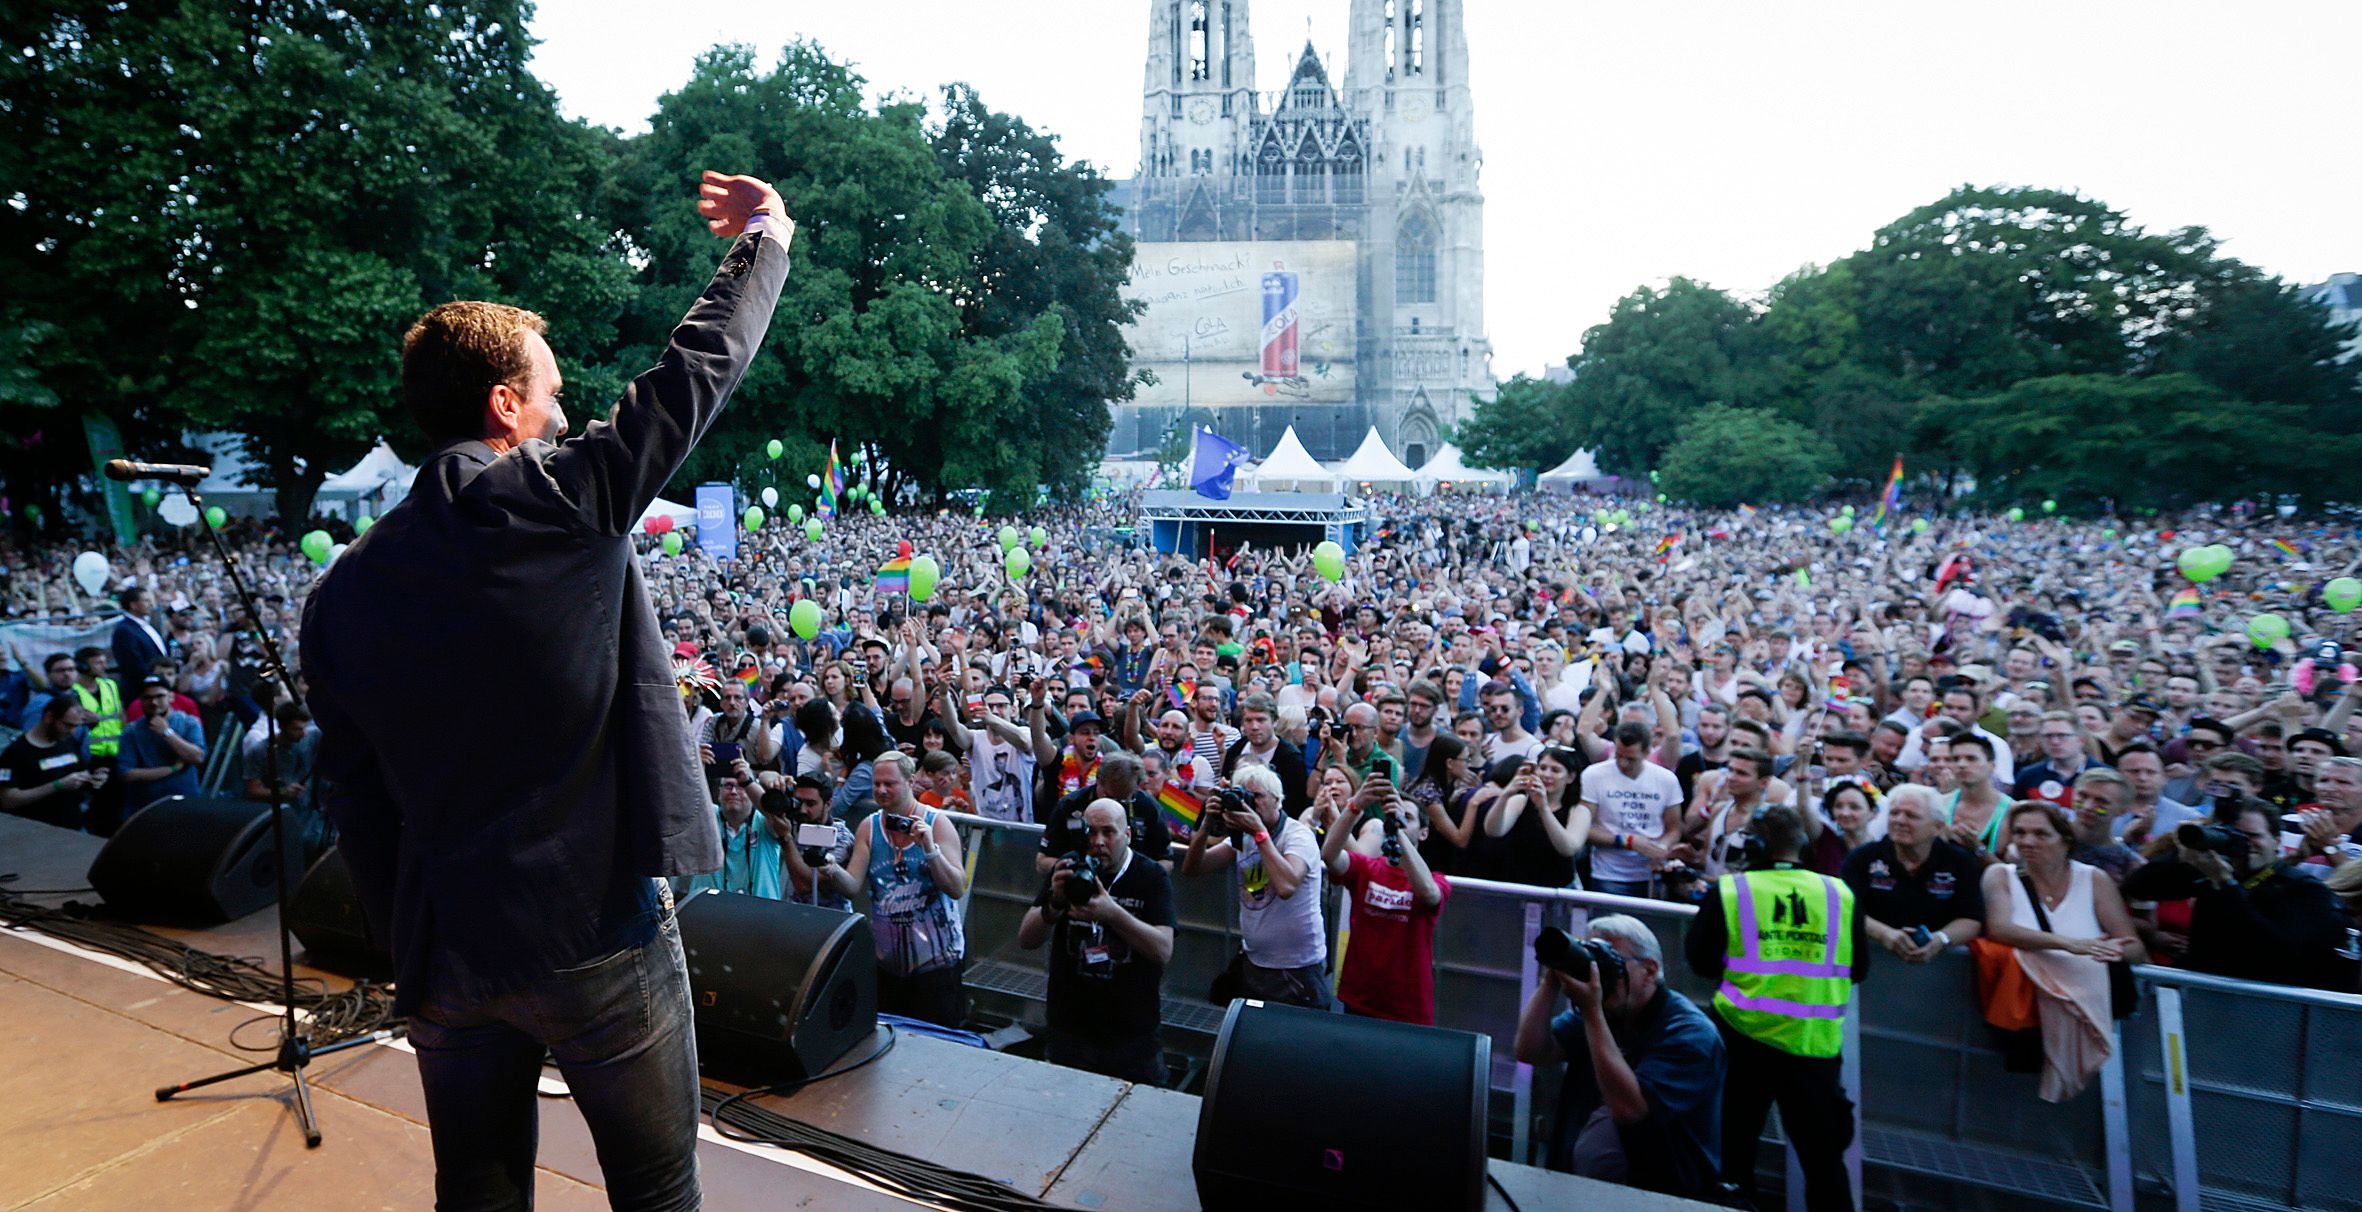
[{"left": 152, "top": 485, "right": 391, "bottom": 1147}]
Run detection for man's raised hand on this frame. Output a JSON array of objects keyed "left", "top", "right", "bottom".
[{"left": 697, "top": 170, "right": 788, "bottom": 241}]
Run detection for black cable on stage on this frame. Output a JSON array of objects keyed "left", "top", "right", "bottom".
[
  {"left": 1487, "top": 1169, "right": 1524, "bottom": 1212},
  {"left": 0, "top": 885, "right": 399, "bottom": 1046},
  {"left": 701, "top": 1027, "right": 1062, "bottom": 1212}
]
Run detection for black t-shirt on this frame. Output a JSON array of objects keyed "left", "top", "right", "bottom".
[
  {"left": 226, "top": 630, "right": 269, "bottom": 695},
  {"left": 1841, "top": 837, "right": 1988, "bottom": 931},
  {"left": 1038, "top": 786, "right": 1173, "bottom": 864},
  {"left": 1033, "top": 851, "right": 1175, "bottom": 1039},
  {"left": 1675, "top": 750, "right": 1725, "bottom": 805},
  {"left": 0, "top": 731, "right": 94, "bottom": 829},
  {"left": 1471, "top": 787, "right": 1577, "bottom": 890},
  {"left": 883, "top": 707, "right": 940, "bottom": 753}
]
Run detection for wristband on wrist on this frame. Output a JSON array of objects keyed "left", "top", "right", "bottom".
[
  {"left": 1933, "top": 929, "right": 1951, "bottom": 947},
  {"left": 1253, "top": 830, "right": 1271, "bottom": 847}
]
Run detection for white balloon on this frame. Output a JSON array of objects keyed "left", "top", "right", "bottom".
[
  {"left": 807, "top": 474, "right": 822, "bottom": 490},
  {"left": 329, "top": 543, "right": 349, "bottom": 563},
  {"left": 157, "top": 494, "right": 199, "bottom": 527},
  {"left": 72, "top": 551, "right": 109, "bottom": 596},
  {"left": 761, "top": 486, "right": 780, "bottom": 509}
]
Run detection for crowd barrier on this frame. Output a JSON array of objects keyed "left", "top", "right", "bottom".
[{"left": 939, "top": 810, "right": 2362, "bottom": 1210}]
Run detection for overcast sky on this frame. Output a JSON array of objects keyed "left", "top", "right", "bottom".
[{"left": 528, "top": 1, "right": 2362, "bottom": 379}]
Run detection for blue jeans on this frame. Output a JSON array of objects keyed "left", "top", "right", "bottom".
[{"left": 407, "top": 902, "right": 701, "bottom": 1212}]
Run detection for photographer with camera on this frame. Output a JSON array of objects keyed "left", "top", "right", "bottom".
[
  {"left": 679, "top": 767, "right": 783, "bottom": 899},
  {"left": 1017, "top": 796, "right": 1175, "bottom": 1082},
  {"left": 1684, "top": 802, "right": 1865, "bottom": 1212},
  {"left": 1182, "top": 763, "right": 1330, "bottom": 1009},
  {"left": 2122, "top": 794, "right": 2358, "bottom": 991},
  {"left": 1321, "top": 770, "right": 1449, "bottom": 1024},
  {"left": 779, "top": 771, "right": 855, "bottom": 911},
  {"left": 1513, "top": 915, "right": 1725, "bottom": 1198},
  {"left": 819, "top": 752, "right": 970, "bottom": 1026}
]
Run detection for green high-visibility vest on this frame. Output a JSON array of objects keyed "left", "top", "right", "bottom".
[
  {"left": 1712, "top": 866, "right": 1855, "bottom": 1058},
  {"left": 74, "top": 678, "right": 124, "bottom": 758}
]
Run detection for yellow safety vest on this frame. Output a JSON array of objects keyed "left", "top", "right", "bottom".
[
  {"left": 74, "top": 679, "right": 124, "bottom": 758},
  {"left": 1712, "top": 866, "right": 1855, "bottom": 1058}
]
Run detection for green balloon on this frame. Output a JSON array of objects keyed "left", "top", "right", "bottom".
[
  {"left": 2179, "top": 545, "right": 2232, "bottom": 584},
  {"left": 1840, "top": 505, "right": 1855, "bottom": 517},
  {"left": 870, "top": 498, "right": 884, "bottom": 515},
  {"left": 742, "top": 506, "right": 764, "bottom": 531},
  {"left": 1656, "top": 494, "right": 1668, "bottom": 503},
  {"left": 1028, "top": 525, "right": 1047, "bottom": 549},
  {"left": 789, "top": 598, "right": 822, "bottom": 641},
  {"left": 787, "top": 503, "right": 804, "bottom": 523},
  {"left": 1911, "top": 518, "right": 1930, "bottom": 535},
  {"left": 1313, "top": 540, "right": 1347, "bottom": 582},
  {"left": 353, "top": 514, "right": 374, "bottom": 535},
  {"left": 1795, "top": 570, "right": 1811, "bottom": 588},
  {"left": 804, "top": 518, "right": 824, "bottom": 541},
  {"left": 1829, "top": 516, "right": 1852, "bottom": 534},
  {"left": 2323, "top": 576, "right": 2362, "bottom": 613},
  {"left": 23, "top": 503, "right": 40, "bottom": 522},
  {"left": 766, "top": 439, "right": 784, "bottom": 460},
  {"left": 1636, "top": 502, "right": 1651, "bottom": 513},
  {"left": 2006, "top": 507, "right": 2024, "bottom": 522},
  {"left": 1004, "top": 546, "right": 1032, "bottom": 580},
  {"left": 141, "top": 488, "right": 162, "bottom": 509},
  {"left": 909, "top": 554, "right": 941, "bottom": 602},
  {"left": 204, "top": 505, "right": 226, "bottom": 529},
  {"left": 2042, "top": 499, "right": 2057, "bottom": 514},
  {"left": 999, "top": 525, "right": 1021, "bottom": 551},
  {"left": 300, "top": 529, "right": 333, "bottom": 565},
  {"left": 2247, "top": 612, "right": 2290, "bottom": 649},
  {"left": 660, "top": 532, "right": 683, "bottom": 556}
]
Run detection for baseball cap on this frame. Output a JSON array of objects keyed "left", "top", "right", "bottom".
[{"left": 2121, "top": 694, "right": 2163, "bottom": 717}]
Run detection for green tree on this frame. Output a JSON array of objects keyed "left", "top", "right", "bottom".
[
  {"left": 1455, "top": 374, "right": 1574, "bottom": 471},
  {"left": 1928, "top": 373, "right": 2315, "bottom": 511},
  {"left": 1558, "top": 278, "right": 1765, "bottom": 475},
  {"left": 1656, "top": 405, "right": 1834, "bottom": 507}
]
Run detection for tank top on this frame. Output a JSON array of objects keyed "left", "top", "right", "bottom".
[
  {"left": 863, "top": 808, "right": 964, "bottom": 977},
  {"left": 1701, "top": 794, "right": 1752, "bottom": 880}
]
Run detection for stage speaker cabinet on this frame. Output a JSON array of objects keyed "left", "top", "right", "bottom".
[
  {"left": 677, "top": 889, "right": 877, "bottom": 1085},
  {"left": 1194, "top": 999, "right": 1491, "bottom": 1212},
  {"left": 86, "top": 796, "right": 280, "bottom": 924},
  {"left": 287, "top": 846, "right": 393, "bottom": 979}
]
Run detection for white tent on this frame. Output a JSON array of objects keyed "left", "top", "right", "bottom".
[
  {"left": 318, "top": 440, "right": 417, "bottom": 498},
  {"left": 639, "top": 497, "right": 698, "bottom": 533},
  {"left": 1248, "top": 425, "right": 1337, "bottom": 493},
  {"left": 1414, "top": 443, "right": 1514, "bottom": 493},
  {"left": 1536, "top": 448, "right": 1608, "bottom": 487},
  {"left": 1331, "top": 427, "right": 1421, "bottom": 494}
]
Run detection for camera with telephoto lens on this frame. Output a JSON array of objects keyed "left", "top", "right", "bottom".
[
  {"left": 1059, "top": 851, "right": 1102, "bottom": 906},
  {"left": 1534, "top": 927, "right": 1627, "bottom": 999},
  {"left": 2176, "top": 821, "right": 2249, "bottom": 863},
  {"left": 1378, "top": 811, "right": 1405, "bottom": 864}
]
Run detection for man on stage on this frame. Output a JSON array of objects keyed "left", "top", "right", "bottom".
[{"left": 303, "top": 170, "right": 791, "bottom": 1210}]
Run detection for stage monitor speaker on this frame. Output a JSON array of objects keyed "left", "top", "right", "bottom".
[
  {"left": 86, "top": 796, "right": 280, "bottom": 923},
  {"left": 1194, "top": 999, "right": 1491, "bottom": 1212},
  {"left": 286, "top": 846, "right": 392, "bottom": 979},
  {"left": 677, "top": 889, "right": 876, "bottom": 1085}
]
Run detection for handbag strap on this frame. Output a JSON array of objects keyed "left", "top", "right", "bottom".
[{"left": 2017, "top": 868, "right": 2055, "bottom": 935}]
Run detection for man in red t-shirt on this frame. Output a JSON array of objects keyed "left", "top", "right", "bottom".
[{"left": 1320, "top": 773, "right": 1449, "bottom": 1024}]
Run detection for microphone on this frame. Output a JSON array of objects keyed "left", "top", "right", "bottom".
[{"left": 103, "top": 459, "right": 211, "bottom": 486}]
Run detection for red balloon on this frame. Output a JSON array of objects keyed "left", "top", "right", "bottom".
[
  {"left": 2159, "top": 529, "right": 2176, "bottom": 541},
  {"left": 897, "top": 539, "right": 913, "bottom": 558},
  {"left": 644, "top": 515, "right": 675, "bottom": 535}
]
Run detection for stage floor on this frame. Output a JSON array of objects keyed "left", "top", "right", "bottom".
[{"left": 0, "top": 814, "right": 1699, "bottom": 1211}]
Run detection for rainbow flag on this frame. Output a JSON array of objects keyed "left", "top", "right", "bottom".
[
  {"left": 1737, "top": 503, "right": 1758, "bottom": 516},
  {"left": 734, "top": 664, "right": 760, "bottom": 685},
  {"left": 874, "top": 555, "right": 910, "bottom": 594},
  {"left": 2167, "top": 588, "right": 2202, "bottom": 618},
  {"left": 1166, "top": 679, "right": 1197, "bottom": 711},
  {"left": 2270, "top": 539, "right": 2299, "bottom": 559},
  {"left": 1871, "top": 456, "right": 1903, "bottom": 529},
  {"left": 820, "top": 440, "right": 845, "bottom": 516},
  {"left": 1156, "top": 781, "right": 1204, "bottom": 839},
  {"left": 1653, "top": 533, "right": 1680, "bottom": 560}
]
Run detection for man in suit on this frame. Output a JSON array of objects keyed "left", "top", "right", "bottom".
[
  {"left": 110, "top": 585, "right": 169, "bottom": 689},
  {"left": 303, "top": 170, "right": 791, "bottom": 1211}
]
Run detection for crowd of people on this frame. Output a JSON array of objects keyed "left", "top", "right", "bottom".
[{"left": 7, "top": 486, "right": 2362, "bottom": 1203}]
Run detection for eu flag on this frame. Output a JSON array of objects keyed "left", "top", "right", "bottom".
[{"left": 1189, "top": 427, "right": 1251, "bottom": 500}]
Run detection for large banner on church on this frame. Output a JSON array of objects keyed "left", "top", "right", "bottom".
[{"left": 1123, "top": 241, "right": 1357, "bottom": 408}]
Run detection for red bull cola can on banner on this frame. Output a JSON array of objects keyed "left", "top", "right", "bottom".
[{"left": 1260, "top": 264, "right": 1300, "bottom": 379}]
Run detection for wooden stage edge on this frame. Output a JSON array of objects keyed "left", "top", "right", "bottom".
[{"left": 0, "top": 814, "right": 1699, "bottom": 1211}]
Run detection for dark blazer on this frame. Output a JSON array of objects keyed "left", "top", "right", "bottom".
[
  {"left": 111, "top": 614, "right": 165, "bottom": 688},
  {"left": 303, "top": 228, "right": 789, "bottom": 1014}
]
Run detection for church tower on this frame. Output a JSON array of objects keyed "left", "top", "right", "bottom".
[
  {"left": 1135, "top": 1, "right": 1259, "bottom": 241},
  {"left": 1344, "top": 0, "right": 1494, "bottom": 466}
]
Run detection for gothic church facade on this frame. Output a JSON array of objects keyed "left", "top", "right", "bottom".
[{"left": 1109, "top": 0, "right": 1496, "bottom": 467}]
